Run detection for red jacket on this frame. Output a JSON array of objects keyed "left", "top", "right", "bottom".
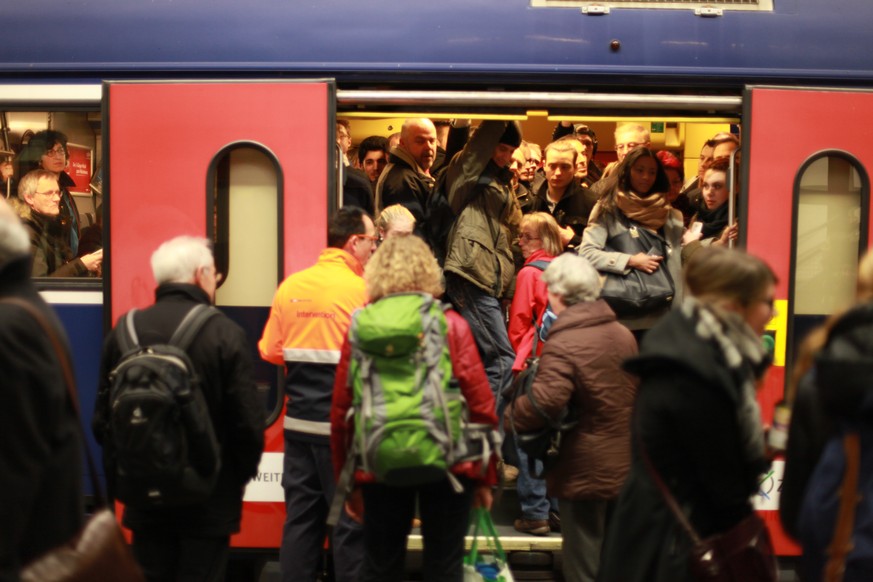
[
  {"left": 508, "top": 249, "right": 554, "bottom": 372},
  {"left": 331, "top": 307, "right": 498, "bottom": 485}
]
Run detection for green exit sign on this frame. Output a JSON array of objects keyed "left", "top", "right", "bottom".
[{"left": 651, "top": 122, "right": 665, "bottom": 133}]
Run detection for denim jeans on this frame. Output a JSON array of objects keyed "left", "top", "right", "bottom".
[
  {"left": 450, "top": 277, "right": 515, "bottom": 400},
  {"left": 515, "top": 445, "right": 556, "bottom": 521}
]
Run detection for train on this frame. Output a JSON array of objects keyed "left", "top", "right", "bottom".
[{"left": 4, "top": 0, "right": 873, "bottom": 571}]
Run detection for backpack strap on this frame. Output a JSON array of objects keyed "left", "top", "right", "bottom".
[
  {"left": 117, "top": 309, "right": 140, "bottom": 354},
  {"left": 526, "top": 259, "right": 550, "bottom": 273},
  {"left": 824, "top": 431, "right": 862, "bottom": 582},
  {"left": 168, "top": 304, "right": 220, "bottom": 351}
]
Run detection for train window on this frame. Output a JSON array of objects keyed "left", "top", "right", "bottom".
[
  {"left": 209, "top": 144, "right": 285, "bottom": 427},
  {"left": 1, "top": 110, "right": 102, "bottom": 285},
  {"left": 790, "top": 153, "right": 869, "bottom": 353}
]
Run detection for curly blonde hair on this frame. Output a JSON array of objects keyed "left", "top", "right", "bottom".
[{"left": 364, "top": 235, "right": 443, "bottom": 301}]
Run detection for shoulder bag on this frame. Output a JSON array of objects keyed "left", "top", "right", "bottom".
[
  {"left": 598, "top": 214, "right": 675, "bottom": 317},
  {"left": 507, "top": 329, "right": 577, "bottom": 479},
  {"left": 636, "top": 428, "right": 776, "bottom": 582},
  {"left": 0, "top": 297, "right": 145, "bottom": 582}
]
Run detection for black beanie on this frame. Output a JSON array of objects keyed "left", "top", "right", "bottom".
[{"left": 499, "top": 122, "right": 522, "bottom": 148}]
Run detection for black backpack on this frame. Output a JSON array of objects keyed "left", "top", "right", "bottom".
[{"left": 108, "top": 304, "right": 221, "bottom": 507}]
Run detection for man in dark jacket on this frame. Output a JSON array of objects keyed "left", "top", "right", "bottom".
[
  {"left": 443, "top": 120, "right": 523, "bottom": 398},
  {"left": 15, "top": 169, "right": 102, "bottom": 277},
  {"left": 374, "top": 118, "right": 437, "bottom": 239},
  {"left": 529, "top": 140, "right": 599, "bottom": 251},
  {"left": 0, "top": 197, "right": 84, "bottom": 580},
  {"left": 93, "top": 235, "right": 264, "bottom": 582}
]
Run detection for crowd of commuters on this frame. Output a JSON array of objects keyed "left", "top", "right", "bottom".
[
  {"left": 325, "top": 117, "right": 785, "bottom": 582},
  {"left": 3, "top": 116, "right": 806, "bottom": 582}
]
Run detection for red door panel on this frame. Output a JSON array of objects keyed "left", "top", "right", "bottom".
[
  {"left": 746, "top": 86, "right": 873, "bottom": 555},
  {"left": 107, "top": 81, "right": 332, "bottom": 320},
  {"left": 106, "top": 80, "right": 335, "bottom": 549}
]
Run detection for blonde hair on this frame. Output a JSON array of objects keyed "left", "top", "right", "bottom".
[
  {"left": 520, "top": 212, "right": 563, "bottom": 256},
  {"left": 364, "top": 235, "right": 443, "bottom": 301},
  {"left": 376, "top": 204, "right": 416, "bottom": 233}
]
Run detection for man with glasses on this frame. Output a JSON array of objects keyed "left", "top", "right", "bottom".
[
  {"left": 93, "top": 235, "right": 263, "bottom": 582},
  {"left": 612, "top": 123, "right": 651, "bottom": 164},
  {"left": 591, "top": 123, "right": 653, "bottom": 197},
  {"left": 259, "top": 206, "right": 374, "bottom": 582},
  {"left": 17, "top": 130, "right": 82, "bottom": 256},
  {"left": 15, "top": 169, "right": 101, "bottom": 277}
]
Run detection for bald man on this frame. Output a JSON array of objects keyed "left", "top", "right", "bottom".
[{"left": 374, "top": 118, "right": 437, "bottom": 240}]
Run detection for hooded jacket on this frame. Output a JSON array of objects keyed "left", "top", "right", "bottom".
[{"left": 443, "top": 120, "right": 522, "bottom": 298}]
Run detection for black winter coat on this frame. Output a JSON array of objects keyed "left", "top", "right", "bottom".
[
  {"left": 93, "top": 283, "right": 264, "bottom": 536},
  {"left": 0, "top": 255, "right": 84, "bottom": 579},
  {"left": 375, "top": 148, "right": 435, "bottom": 240},
  {"left": 529, "top": 180, "right": 599, "bottom": 250},
  {"left": 598, "top": 309, "right": 769, "bottom": 582}
]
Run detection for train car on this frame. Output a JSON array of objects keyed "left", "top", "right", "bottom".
[{"left": 3, "top": 0, "right": 873, "bottom": 575}]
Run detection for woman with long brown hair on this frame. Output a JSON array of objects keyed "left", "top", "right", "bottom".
[{"left": 579, "top": 146, "right": 685, "bottom": 340}]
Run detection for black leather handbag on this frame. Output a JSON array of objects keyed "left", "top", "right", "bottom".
[{"left": 598, "top": 216, "right": 675, "bottom": 317}]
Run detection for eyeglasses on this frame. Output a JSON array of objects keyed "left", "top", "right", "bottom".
[
  {"left": 518, "top": 233, "right": 541, "bottom": 242},
  {"left": 35, "top": 189, "right": 62, "bottom": 198},
  {"left": 44, "top": 147, "right": 67, "bottom": 158},
  {"left": 356, "top": 233, "right": 379, "bottom": 243},
  {"left": 615, "top": 142, "right": 643, "bottom": 152}
]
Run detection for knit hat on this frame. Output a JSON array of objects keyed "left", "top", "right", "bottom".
[{"left": 499, "top": 122, "right": 522, "bottom": 148}]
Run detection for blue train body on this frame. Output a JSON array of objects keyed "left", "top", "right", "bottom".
[{"left": 1, "top": 1, "right": 872, "bottom": 84}]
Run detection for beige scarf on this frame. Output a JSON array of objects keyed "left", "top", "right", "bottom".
[{"left": 615, "top": 190, "right": 670, "bottom": 230}]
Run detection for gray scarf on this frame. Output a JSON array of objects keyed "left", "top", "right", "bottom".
[{"left": 681, "top": 297, "right": 768, "bottom": 467}]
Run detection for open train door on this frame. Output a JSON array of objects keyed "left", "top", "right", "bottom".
[
  {"left": 744, "top": 86, "right": 873, "bottom": 554},
  {"left": 105, "top": 80, "right": 337, "bottom": 551}
]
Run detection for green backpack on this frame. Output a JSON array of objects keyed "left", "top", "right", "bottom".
[{"left": 348, "top": 292, "right": 477, "bottom": 489}]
